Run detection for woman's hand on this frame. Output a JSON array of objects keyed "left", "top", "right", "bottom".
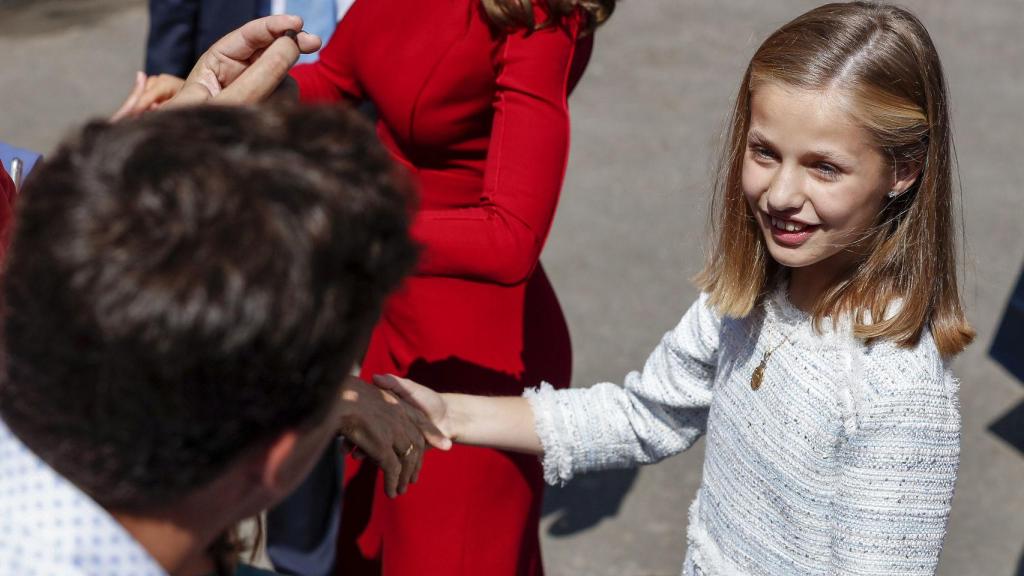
[
  {"left": 111, "top": 72, "right": 185, "bottom": 121},
  {"left": 373, "top": 374, "right": 455, "bottom": 447}
]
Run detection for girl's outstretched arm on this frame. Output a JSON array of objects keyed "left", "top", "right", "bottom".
[
  {"left": 373, "top": 375, "right": 543, "bottom": 455},
  {"left": 375, "top": 292, "right": 723, "bottom": 487}
]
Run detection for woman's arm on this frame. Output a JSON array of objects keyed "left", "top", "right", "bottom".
[{"left": 411, "top": 11, "right": 589, "bottom": 285}]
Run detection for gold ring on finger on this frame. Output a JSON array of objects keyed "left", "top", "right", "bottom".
[{"left": 403, "top": 444, "right": 415, "bottom": 458}]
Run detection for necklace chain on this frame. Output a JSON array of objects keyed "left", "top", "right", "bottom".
[{"left": 750, "top": 325, "right": 798, "bottom": 391}]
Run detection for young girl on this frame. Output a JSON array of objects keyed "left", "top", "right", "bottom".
[{"left": 376, "top": 2, "right": 972, "bottom": 575}]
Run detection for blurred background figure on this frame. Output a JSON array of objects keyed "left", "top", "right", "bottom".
[
  {"left": 145, "top": 0, "right": 350, "bottom": 76},
  {"left": 270, "top": 0, "right": 353, "bottom": 64},
  {"left": 145, "top": 0, "right": 263, "bottom": 77}
]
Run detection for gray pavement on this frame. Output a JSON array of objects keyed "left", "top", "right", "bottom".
[{"left": 0, "top": 1, "right": 1021, "bottom": 575}]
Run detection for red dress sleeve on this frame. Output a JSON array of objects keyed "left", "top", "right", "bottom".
[
  {"left": 410, "top": 13, "right": 587, "bottom": 286},
  {"left": 288, "top": 0, "right": 365, "bottom": 103}
]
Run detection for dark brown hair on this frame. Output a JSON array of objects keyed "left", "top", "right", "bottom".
[
  {"left": 695, "top": 2, "right": 973, "bottom": 357},
  {"left": 0, "top": 103, "right": 418, "bottom": 509},
  {"left": 481, "top": 0, "right": 614, "bottom": 33}
]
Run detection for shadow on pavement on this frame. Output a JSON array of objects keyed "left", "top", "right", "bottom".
[
  {"left": 542, "top": 467, "right": 639, "bottom": 536},
  {"left": 0, "top": 0, "right": 142, "bottom": 37},
  {"left": 989, "top": 402, "right": 1024, "bottom": 454},
  {"left": 988, "top": 263, "right": 1024, "bottom": 576}
]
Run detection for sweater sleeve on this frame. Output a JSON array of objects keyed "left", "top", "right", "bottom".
[
  {"left": 288, "top": 0, "right": 364, "bottom": 103},
  {"left": 526, "top": 293, "right": 721, "bottom": 485},
  {"left": 830, "top": 371, "right": 960, "bottom": 575},
  {"left": 409, "top": 12, "right": 585, "bottom": 285}
]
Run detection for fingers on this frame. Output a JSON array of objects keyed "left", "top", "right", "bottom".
[
  {"left": 289, "top": 30, "right": 322, "bottom": 54},
  {"left": 341, "top": 421, "right": 402, "bottom": 498},
  {"left": 373, "top": 374, "right": 454, "bottom": 450},
  {"left": 170, "top": 16, "right": 322, "bottom": 108},
  {"left": 167, "top": 74, "right": 219, "bottom": 109},
  {"left": 214, "top": 33, "right": 307, "bottom": 105},
  {"left": 111, "top": 71, "right": 147, "bottom": 122},
  {"left": 379, "top": 448, "right": 402, "bottom": 499},
  {"left": 394, "top": 436, "right": 420, "bottom": 497},
  {"left": 209, "top": 15, "right": 303, "bottom": 61},
  {"left": 372, "top": 374, "right": 422, "bottom": 407},
  {"left": 336, "top": 378, "right": 427, "bottom": 498},
  {"left": 136, "top": 74, "right": 185, "bottom": 111},
  {"left": 401, "top": 400, "right": 452, "bottom": 451},
  {"left": 409, "top": 421, "right": 427, "bottom": 483},
  {"left": 208, "top": 15, "right": 320, "bottom": 77}
]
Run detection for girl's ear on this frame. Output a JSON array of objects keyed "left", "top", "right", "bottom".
[{"left": 890, "top": 160, "right": 922, "bottom": 197}]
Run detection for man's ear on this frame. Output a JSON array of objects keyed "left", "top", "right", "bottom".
[{"left": 252, "top": 430, "right": 302, "bottom": 497}]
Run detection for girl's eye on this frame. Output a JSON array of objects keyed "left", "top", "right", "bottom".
[
  {"left": 816, "top": 163, "right": 841, "bottom": 181},
  {"left": 751, "top": 146, "right": 775, "bottom": 161}
]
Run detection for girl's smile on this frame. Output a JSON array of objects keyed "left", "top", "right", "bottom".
[{"left": 764, "top": 213, "right": 819, "bottom": 247}]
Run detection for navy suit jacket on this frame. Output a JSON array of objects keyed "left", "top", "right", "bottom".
[{"left": 145, "top": 0, "right": 268, "bottom": 77}]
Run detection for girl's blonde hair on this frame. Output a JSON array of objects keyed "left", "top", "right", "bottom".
[
  {"left": 695, "top": 2, "right": 974, "bottom": 357},
  {"left": 480, "top": 0, "right": 614, "bottom": 33}
]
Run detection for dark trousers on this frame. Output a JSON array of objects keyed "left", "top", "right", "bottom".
[
  {"left": 145, "top": 0, "right": 268, "bottom": 77},
  {"left": 266, "top": 440, "right": 343, "bottom": 576}
]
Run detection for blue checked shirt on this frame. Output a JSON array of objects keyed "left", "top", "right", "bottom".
[{"left": 0, "top": 420, "right": 165, "bottom": 575}]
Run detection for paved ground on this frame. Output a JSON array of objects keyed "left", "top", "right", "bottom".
[{"left": 0, "top": 1, "right": 1021, "bottom": 575}]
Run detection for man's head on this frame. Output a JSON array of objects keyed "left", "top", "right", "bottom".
[{"left": 0, "top": 104, "right": 417, "bottom": 512}]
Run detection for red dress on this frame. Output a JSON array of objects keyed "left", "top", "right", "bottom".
[
  {"left": 0, "top": 165, "right": 15, "bottom": 258},
  {"left": 291, "top": 1, "right": 591, "bottom": 574}
]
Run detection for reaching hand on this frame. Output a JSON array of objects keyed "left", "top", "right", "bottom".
[
  {"left": 167, "top": 15, "right": 320, "bottom": 108},
  {"left": 372, "top": 374, "right": 455, "bottom": 446},
  {"left": 111, "top": 72, "right": 185, "bottom": 121},
  {"left": 337, "top": 376, "right": 447, "bottom": 498}
]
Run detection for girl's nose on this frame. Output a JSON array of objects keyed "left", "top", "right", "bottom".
[{"left": 765, "top": 167, "right": 804, "bottom": 213}]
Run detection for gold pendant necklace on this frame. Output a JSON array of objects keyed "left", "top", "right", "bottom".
[{"left": 750, "top": 330, "right": 794, "bottom": 391}]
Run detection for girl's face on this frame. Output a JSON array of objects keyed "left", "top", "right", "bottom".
[{"left": 742, "top": 83, "right": 912, "bottom": 284}]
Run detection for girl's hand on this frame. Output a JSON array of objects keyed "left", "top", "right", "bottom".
[
  {"left": 373, "top": 374, "right": 454, "bottom": 450},
  {"left": 112, "top": 72, "right": 186, "bottom": 121}
]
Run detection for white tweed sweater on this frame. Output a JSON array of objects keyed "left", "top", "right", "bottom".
[{"left": 525, "top": 288, "right": 960, "bottom": 576}]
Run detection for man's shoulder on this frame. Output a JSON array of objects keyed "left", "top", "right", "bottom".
[{"left": 0, "top": 420, "right": 166, "bottom": 576}]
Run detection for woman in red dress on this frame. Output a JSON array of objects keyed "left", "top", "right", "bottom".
[{"left": 289, "top": 0, "right": 613, "bottom": 574}]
